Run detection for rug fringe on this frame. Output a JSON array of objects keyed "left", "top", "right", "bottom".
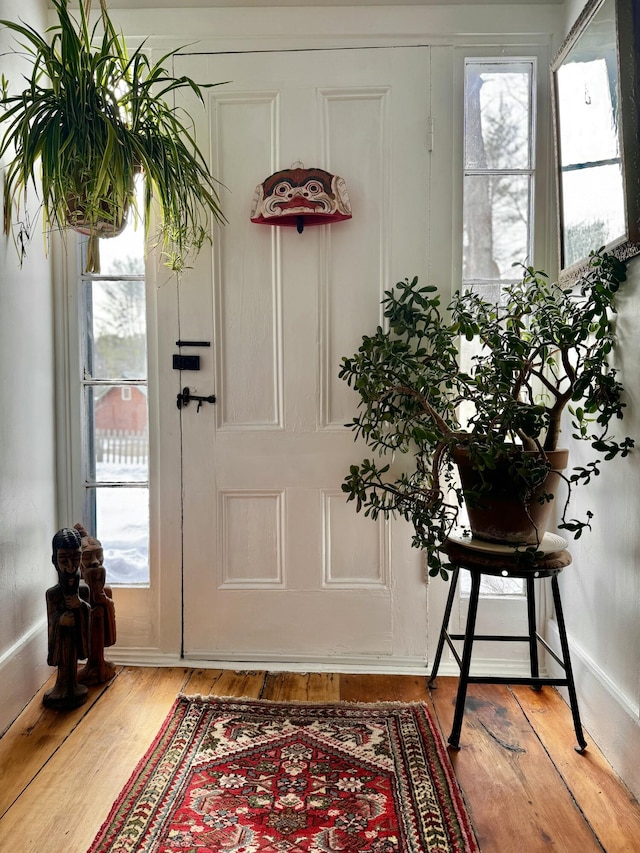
[{"left": 177, "top": 692, "right": 430, "bottom": 709}]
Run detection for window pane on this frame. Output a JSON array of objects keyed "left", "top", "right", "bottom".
[
  {"left": 80, "top": 172, "right": 149, "bottom": 588},
  {"left": 88, "top": 384, "right": 149, "bottom": 482},
  {"left": 460, "top": 571, "right": 524, "bottom": 596},
  {"left": 94, "top": 486, "right": 149, "bottom": 585},
  {"left": 85, "top": 280, "right": 147, "bottom": 380},
  {"left": 463, "top": 281, "right": 506, "bottom": 303},
  {"left": 97, "top": 226, "right": 145, "bottom": 275},
  {"left": 463, "top": 174, "right": 531, "bottom": 278},
  {"left": 556, "top": 57, "right": 619, "bottom": 167},
  {"left": 465, "top": 63, "right": 532, "bottom": 171},
  {"left": 96, "top": 177, "right": 145, "bottom": 275},
  {"left": 561, "top": 163, "right": 625, "bottom": 268}
]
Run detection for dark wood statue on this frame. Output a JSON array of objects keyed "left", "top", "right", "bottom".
[
  {"left": 44, "top": 527, "right": 91, "bottom": 710},
  {"left": 74, "top": 523, "right": 117, "bottom": 685}
]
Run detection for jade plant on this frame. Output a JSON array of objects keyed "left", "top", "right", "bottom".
[
  {"left": 339, "top": 249, "right": 633, "bottom": 577},
  {"left": 0, "top": 0, "right": 225, "bottom": 272}
]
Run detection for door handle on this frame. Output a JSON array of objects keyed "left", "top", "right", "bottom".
[{"left": 177, "top": 386, "right": 217, "bottom": 411}]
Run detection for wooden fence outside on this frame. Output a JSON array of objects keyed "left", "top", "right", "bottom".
[{"left": 95, "top": 429, "right": 149, "bottom": 465}]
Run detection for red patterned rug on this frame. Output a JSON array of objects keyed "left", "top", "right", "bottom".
[{"left": 88, "top": 695, "right": 478, "bottom": 852}]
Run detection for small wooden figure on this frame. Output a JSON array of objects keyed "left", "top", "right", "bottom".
[
  {"left": 44, "top": 528, "right": 91, "bottom": 709},
  {"left": 74, "top": 523, "right": 117, "bottom": 685}
]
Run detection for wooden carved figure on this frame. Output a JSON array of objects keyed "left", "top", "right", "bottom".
[
  {"left": 44, "top": 527, "right": 91, "bottom": 709},
  {"left": 74, "top": 523, "right": 117, "bottom": 685}
]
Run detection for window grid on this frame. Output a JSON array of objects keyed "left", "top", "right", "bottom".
[
  {"left": 462, "top": 58, "right": 536, "bottom": 289},
  {"left": 459, "top": 57, "right": 537, "bottom": 598},
  {"left": 79, "top": 225, "right": 150, "bottom": 586}
]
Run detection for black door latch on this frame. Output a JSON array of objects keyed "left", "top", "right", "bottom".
[{"left": 177, "top": 386, "right": 217, "bottom": 411}]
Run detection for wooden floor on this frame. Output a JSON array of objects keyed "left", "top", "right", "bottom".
[{"left": 1, "top": 668, "right": 639, "bottom": 851}]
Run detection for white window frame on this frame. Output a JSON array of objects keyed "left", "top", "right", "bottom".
[
  {"left": 79, "top": 255, "right": 150, "bottom": 588},
  {"left": 440, "top": 43, "right": 557, "bottom": 672},
  {"left": 53, "top": 225, "right": 164, "bottom": 654},
  {"left": 460, "top": 55, "right": 538, "bottom": 599},
  {"left": 462, "top": 56, "right": 537, "bottom": 291}
]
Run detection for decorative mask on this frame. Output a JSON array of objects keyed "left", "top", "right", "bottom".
[{"left": 250, "top": 165, "right": 352, "bottom": 233}]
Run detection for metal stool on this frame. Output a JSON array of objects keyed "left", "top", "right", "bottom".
[{"left": 428, "top": 531, "right": 587, "bottom": 752}]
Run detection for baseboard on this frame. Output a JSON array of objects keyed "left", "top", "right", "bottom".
[
  {"left": 0, "top": 620, "right": 51, "bottom": 736},
  {"left": 432, "top": 656, "right": 538, "bottom": 679},
  {"left": 112, "top": 647, "right": 434, "bottom": 674},
  {"left": 110, "top": 648, "right": 186, "bottom": 668},
  {"left": 546, "top": 619, "right": 640, "bottom": 800},
  {"left": 111, "top": 646, "right": 539, "bottom": 678}
]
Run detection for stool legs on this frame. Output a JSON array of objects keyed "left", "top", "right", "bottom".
[
  {"left": 428, "top": 565, "right": 587, "bottom": 752},
  {"left": 428, "top": 567, "right": 459, "bottom": 686},
  {"left": 551, "top": 576, "right": 588, "bottom": 752},
  {"left": 448, "top": 569, "right": 481, "bottom": 749},
  {"left": 526, "top": 576, "right": 541, "bottom": 688}
]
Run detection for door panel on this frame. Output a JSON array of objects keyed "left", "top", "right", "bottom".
[{"left": 176, "top": 48, "right": 430, "bottom": 663}]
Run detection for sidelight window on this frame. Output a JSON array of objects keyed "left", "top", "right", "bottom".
[
  {"left": 463, "top": 58, "right": 536, "bottom": 297},
  {"left": 460, "top": 58, "right": 537, "bottom": 596},
  {"left": 79, "top": 188, "right": 150, "bottom": 585}
]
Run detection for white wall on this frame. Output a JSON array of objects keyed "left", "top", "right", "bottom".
[
  {"left": 538, "top": 0, "right": 640, "bottom": 799},
  {"left": 0, "top": 0, "right": 57, "bottom": 735},
  {"left": 552, "top": 258, "right": 640, "bottom": 795}
]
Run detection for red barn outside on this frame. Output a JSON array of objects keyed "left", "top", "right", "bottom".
[{"left": 94, "top": 387, "right": 148, "bottom": 466}]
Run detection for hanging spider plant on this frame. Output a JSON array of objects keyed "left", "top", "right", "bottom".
[{"left": 0, "top": 0, "right": 225, "bottom": 272}]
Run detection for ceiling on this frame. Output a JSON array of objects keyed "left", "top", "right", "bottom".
[{"left": 97, "top": 1, "right": 563, "bottom": 7}]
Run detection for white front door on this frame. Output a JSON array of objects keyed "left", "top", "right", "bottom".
[{"left": 175, "top": 47, "right": 432, "bottom": 666}]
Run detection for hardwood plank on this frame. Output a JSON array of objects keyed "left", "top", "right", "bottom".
[
  {"left": 181, "top": 667, "right": 224, "bottom": 695},
  {"left": 183, "top": 668, "right": 266, "bottom": 699},
  {"left": 0, "top": 668, "right": 121, "bottom": 819},
  {"left": 212, "top": 669, "right": 266, "bottom": 698},
  {"left": 262, "top": 671, "right": 340, "bottom": 702},
  {"left": 340, "top": 672, "right": 433, "bottom": 704},
  {"left": 429, "top": 678, "right": 603, "bottom": 853},
  {"left": 512, "top": 684, "right": 640, "bottom": 853},
  {"left": 2, "top": 667, "right": 638, "bottom": 853},
  {"left": 0, "top": 666, "right": 189, "bottom": 853}
]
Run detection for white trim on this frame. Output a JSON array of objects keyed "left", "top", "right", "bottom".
[
  {"left": 111, "top": 647, "right": 537, "bottom": 678},
  {"left": 0, "top": 621, "right": 50, "bottom": 736},
  {"left": 114, "top": 651, "right": 431, "bottom": 673},
  {"left": 546, "top": 619, "right": 640, "bottom": 799},
  {"left": 55, "top": 218, "right": 166, "bottom": 652},
  {"left": 181, "top": 654, "right": 431, "bottom": 671},
  {"left": 53, "top": 233, "right": 83, "bottom": 526},
  {"left": 100, "top": 5, "right": 562, "bottom": 52},
  {"left": 0, "top": 618, "right": 47, "bottom": 670}
]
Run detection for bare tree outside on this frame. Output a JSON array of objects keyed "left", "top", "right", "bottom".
[
  {"left": 89, "top": 257, "right": 147, "bottom": 380},
  {"left": 464, "top": 69, "right": 501, "bottom": 280},
  {"left": 463, "top": 62, "right": 533, "bottom": 284}
]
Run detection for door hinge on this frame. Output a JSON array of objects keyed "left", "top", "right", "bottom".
[{"left": 427, "top": 116, "right": 434, "bottom": 152}]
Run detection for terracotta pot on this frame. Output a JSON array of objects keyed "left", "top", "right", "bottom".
[{"left": 453, "top": 446, "right": 569, "bottom": 545}]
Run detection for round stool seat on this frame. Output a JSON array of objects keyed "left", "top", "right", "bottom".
[{"left": 445, "top": 530, "right": 571, "bottom": 578}]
